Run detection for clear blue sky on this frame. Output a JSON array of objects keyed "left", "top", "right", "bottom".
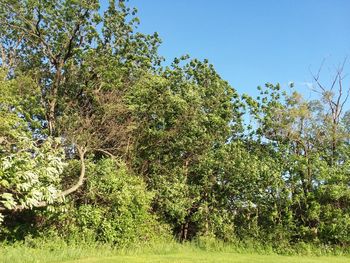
[{"left": 128, "top": 0, "right": 350, "bottom": 97}]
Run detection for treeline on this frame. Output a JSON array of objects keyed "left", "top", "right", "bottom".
[{"left": 0, "top": 0, "right": 349, "bottom": 248}]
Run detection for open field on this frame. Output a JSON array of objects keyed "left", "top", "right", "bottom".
[
  {"left": 64, "top": 252, "right": 350, "bottom": 263},
  {"left": 1, "top": 242, "right": 349, "bottom": 263}
]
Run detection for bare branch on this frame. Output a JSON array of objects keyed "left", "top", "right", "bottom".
[
  {"left": 59, "top": 145, "right": 86, "bottom": 196},
  {"left": 63, "top": 9, "right": 89, "bottom": 62},
  {"left": 94, "top": 148, "right": 116, "bottom": 158},
  {"left": 0, "top": 43, "right": 7, "bottom": 68}
]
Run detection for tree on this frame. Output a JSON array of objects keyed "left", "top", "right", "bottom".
[
  {"left": 242, "top": 76, "right": 350, "bottom": 244},
  {"left": 0, "top": 69, "right": 66, "bottom": 222},
  {"left": 310, "top": 59, "right": 350, "bottom": 166},
  {"left": 128, "top": 57, "right": 242, "bottom": 239},
  {"left": 0, "top": 0, "right": 161, "bottom": 212}
]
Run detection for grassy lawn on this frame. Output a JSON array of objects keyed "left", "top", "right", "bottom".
[
  {"left": 63, "top": 252, "right": 350, "bottom": 263},
  {"left": 1, "top": 241, "right": 349, "bottom": 263}
]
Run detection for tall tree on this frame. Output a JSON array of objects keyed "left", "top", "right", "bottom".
[{"left": 128, "top": 57, "right": 242, "bottom": 239}]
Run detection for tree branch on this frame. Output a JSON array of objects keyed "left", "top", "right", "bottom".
[{"left": 0, "top": 145, "right": 87, "bottom": 213}]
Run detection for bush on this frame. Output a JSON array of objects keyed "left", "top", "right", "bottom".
[{"left": 55, "top": 158, "right": 170, "bottom": 245}]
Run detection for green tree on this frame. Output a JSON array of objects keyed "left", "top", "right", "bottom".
[
  {"left": 0, "top": 69, "right": 66, "bottom": 223},
  {"left": 128, "top": 57, "right": 242, "bottom": 239}
]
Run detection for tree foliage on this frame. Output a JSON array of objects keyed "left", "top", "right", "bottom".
[{"left": 0, "top": 0, "right": 349, "bottom": 248}]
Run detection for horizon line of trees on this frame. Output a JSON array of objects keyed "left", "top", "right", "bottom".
[{"left": 0, "top": 0, "right": 349, "bottom": 247}]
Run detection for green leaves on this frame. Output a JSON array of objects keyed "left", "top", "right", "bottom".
[
  {"left": 0, "top": 137, "right": 66, "bottom": 212},
  {"left": 0, "top": 0, "right": 349, "bottom": 247},
  {"left": 1, "top": 193, "right": 15, "bottom": 209},
  {"left": 127, "top": 58, "right": 243, "bottom": 238},
  {"left": 60, "top": 158, "right": 162, "bottom": 245}
]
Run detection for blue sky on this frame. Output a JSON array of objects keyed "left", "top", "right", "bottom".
[{"left": 126, "top": 0, "right": 350, "bottom": 98}]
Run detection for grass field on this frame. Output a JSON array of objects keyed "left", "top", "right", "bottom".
[
  {"left": 63, "top": 252, "right": 350, "bottom": 263},
  {"left": 1, "top": 240, "right": 349, "bottom": 263}
]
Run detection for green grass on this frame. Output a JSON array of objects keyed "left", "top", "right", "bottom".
[
  {"left": 63, "top": 252, "right": 350, "bottom": 263},
  {"left": 1, "top": 239, "right": 349, "bottom": 263}
]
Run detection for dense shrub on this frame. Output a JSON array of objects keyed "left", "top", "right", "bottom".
[{"left": 55, "top": 159, "right": 170, "bottom": 245}]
